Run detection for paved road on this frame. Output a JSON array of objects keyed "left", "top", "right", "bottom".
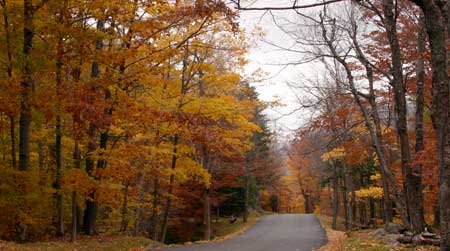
[{"left": 160, "top": 214, "right": 327, "bottom": 251}]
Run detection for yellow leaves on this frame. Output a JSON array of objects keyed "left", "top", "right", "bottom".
[
  {"left": 62, "top": 169, "right": 96, "bottom": 196},
  {"left": 164, "top": 158, "right": 211, "bottom": 187},
  {"left": 355, "top": 187, "right": 384, "bottom": 200},
  {"left": 370, "top": 173, "right": 381, "bottom": 181},
  {"left": 321, "top": 147, "right": 346, "bottom": 162}
]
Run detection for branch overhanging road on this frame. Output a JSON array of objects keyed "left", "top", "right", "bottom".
[{"left": 159, "top": 214, "right": 328, "bottom": 251}]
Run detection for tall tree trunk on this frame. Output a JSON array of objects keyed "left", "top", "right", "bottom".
[
  {"left": 2, "top": 2, "right": 16, "bottom": 169},
  {"left": 120, "top": 183, "right": 129, "bottom": 232},
  {"left": 382, "top": 0, "right": 425, "bottom": 231},
  {"left": 203, "top": 189, "right": 211, "bottom": 240},
  {"left": 133, "top": 175, "right": 144, "bottom": 236},
  {"left": 149, "top": 177, "right": 160, "bottom": 240},
  {"left": 344, "top": 166, "right": 354, "bottom": 230},
  {"left": 83, "top": 19, "right": 105, "bottom": 235},
  {"left": 341, "top": 168, "right": 349, "bottom": 230},
  {"left": 412, "top": 13, "right": 427, "bottom": 233},
  {"left": 414, "top": 1, "right": 450, "bottom": 248},
  {"left": 10, "top": 116, "right": 16, "bottom": 168},
  {"left": 369, "top": 198, "right": 375, "bottom": 225},
  {"left": 243, "top": 158, "right": 250, "bottom": 223},
  {"left": 71, "top": 191, "right": 77, "bottom": 241},
  {"left": 323, "top": 16, "right": 403, "bottom": 224},
  {"left": 19, "top": 0, "right": 35, "bottom": 171},
  {"left": 71, "top": 141, "right": 81, "bottom": 242},
  {"left": 54, "top": 3, "right": 67, "bottom": 234},
  {"left": 332, "top": 161, "right": 339, "bottom": 230},
  {"left": 160, "top": 134, "right": 178, "bottom": 244},
  {"left": 202, "top": 148, "right": 211, "bottom": 241}
]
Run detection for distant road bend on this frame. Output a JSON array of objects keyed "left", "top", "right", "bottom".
[{"left": 160, "top": 214, "right": 328, "bottom": 251}]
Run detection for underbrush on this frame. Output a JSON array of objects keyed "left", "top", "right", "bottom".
[{"left": 315, "top": 215, "right": 439, "bottom": 251}]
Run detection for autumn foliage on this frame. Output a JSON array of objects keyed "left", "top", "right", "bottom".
[{"left": 0, "top": 0, "right": 282, "bottom": 244}]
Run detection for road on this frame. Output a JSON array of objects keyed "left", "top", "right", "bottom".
[{"left": 160, "top": 214, "right": 328, "bottom": 251}]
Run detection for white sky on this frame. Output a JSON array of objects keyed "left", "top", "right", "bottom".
[{"left": 236, "top": 1, "right": 324, "bottom": 140}]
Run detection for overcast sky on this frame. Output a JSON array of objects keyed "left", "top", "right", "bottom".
[{"left": 237, "top": 1, "right": 320, "bottom": 140}]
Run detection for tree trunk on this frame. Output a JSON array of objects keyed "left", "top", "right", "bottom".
[
  {"left": 332, "top": 161, "right": 339, "bottom": 230},
  {"left": 243, "top": 159, "right": 250, "bottom": 223},
  {"left": 203, "top": 189, "right": 211, "bottom": 240},
  {"left": 417, "top": 1, "right": 450, "bottom": 248},
  {"left": 202, "top": 148, "right": 211, "bottom": 240},
  {"left": 71, "top": 141, "right": 81, "bottom": 241},
  {"left": 149, "top": 177, "right": 160, "bottom": 241},
  {"left": 70, "top": 191, "right": 76, "bottom": 241},
  {"left": 120, "top": 184, "right": 129, "bottom": 232},
  {"left": 412, "top": 13, "right": 427, "bottom": 233},
  {"left": 382, "top": 0, "right": 425, "bottom": 231},
  {"left": 322, "top": 16, "right": 402, "bottom": 224},
  {"left": 160, "top": 134, "right": 179, "bottom": 244},
  {"left": 55, "top": 6, "right": 66, "bottom": 234},
  {"left": 369, "top": 198, "right": 375, "bottom": 225},
  {"left": 341, "top": 168, "right": 349, "bottom": 230},
  {"left": 10, "top": 116, "right": 16, "bottom": 168},
  {"left": 19, "top": 0, "right": 35, "bottom": 171},
  {"left": 344, "top": 166, "right": 354, "bottom": 230},
  {"left": 133, "top": 175, "right": 144, "bottom": 236},
  {"left": 82, "top": 19, "right": 105, "bottom": 235},
  {"left": 1, "top": 2, "right": 16, "bottom": 169}
]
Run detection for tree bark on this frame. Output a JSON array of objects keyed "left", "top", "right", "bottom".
[
  {"left": 243, "top": 158, "right": 250, "bottom": 223},
  {"left": 321, "top": 15, "right": 404, "bottom": 224},
  {"left": 149, "top": 177, "right": 160, "bottom": 240},
  {"left": 82, "top": 19, "right": 105, "bottom": 235},
  {"left": 203, "top": 189, "right": 211, "bottom": 240},
  {"left": 407, "top": 0, "right": 450, "bottom": 247},
  {"left": 381, "top": 0, "right": 425, "bottom": 232},
  {"left": 160, "top": 134, "right": 179, "bottom": 244},
  {"left": 332, "top": 161, "right": 339, "bottom": 230},
  {"left": 1, "top": 2, "right": 16, "bottom": 169},
  {"left": 411, "top": 13, "right": 426, "bottom": 233},
  {"left": 10, "top": 116, "right": 16, "bottom": 168},
  {"left": 54, "top": 2, "right": 67, "bottom": 234},
  {"left": 71, "top": 141, "right": 81, "bottom": 242},
  {"left": 202, "top": 148, "right": 211, "bottom": 240},
  {"left": 19, "top": 0, "right": 35, "bottom": 171},
  {"left": 120, "top": 183, "right": 129, "bottom": 232}
]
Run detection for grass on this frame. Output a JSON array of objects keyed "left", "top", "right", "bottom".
[
  {"left": 0, "top": 213, "right": 264, "bottom": 251},
  {"left": 211, "top": 212, "right": 261, "bottom": 240},
  {"left": 167, "top": 211, "right": 264, "bottom": 247},
  {"left": 314, "top": 215, "right": 439, "bottom": 251},
  {"left": 0, "top": 235, "right": 154, "bottom": 251}
]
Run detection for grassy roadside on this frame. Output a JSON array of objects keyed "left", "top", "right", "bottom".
[
  {"left": 165, "top": 211, "right": 264, "bottom": 247},
  {"left": 314, "top": 215, "right": 439, "bottom": 251},
  {"left": 0, "top": 236, "right": 154, "bottom": 251},
  {"left": 0, "top": 213, "right": 264, "bottom": 251},
  {"left": 211, "top": 211, "right": 262, "bottom": 241}
]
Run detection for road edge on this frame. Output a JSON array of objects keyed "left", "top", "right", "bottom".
[{"left": 314, "top": 214, "right": 346, "bottom": 251}]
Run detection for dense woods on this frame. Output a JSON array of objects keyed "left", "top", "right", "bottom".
[
  {"left": 267, "top": 0, "right": 449, "bottom": 249},
  {"left": 0, "top": 0, "right": 448, "bottom": 250},
  {"left": 0, "top": 0, "right": 283, "bottom": 244}
]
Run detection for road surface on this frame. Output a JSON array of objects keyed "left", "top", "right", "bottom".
[{"left": 160, "top": 214, "right": 327, "bottom": 251}]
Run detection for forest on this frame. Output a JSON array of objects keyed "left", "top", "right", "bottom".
[
  {"left": 0, "top": 0, "right": 284, "bottom": 245},
  {"left": 0, "top": 0, "right": 448, "bottom": 251}
]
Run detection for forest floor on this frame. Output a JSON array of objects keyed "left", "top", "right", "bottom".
[
  {"left": 0, "top": 213, "right": 261, "bottom": 251},
  {"left": 315, "top": 215, "right": 440, "bottom": 251}
]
